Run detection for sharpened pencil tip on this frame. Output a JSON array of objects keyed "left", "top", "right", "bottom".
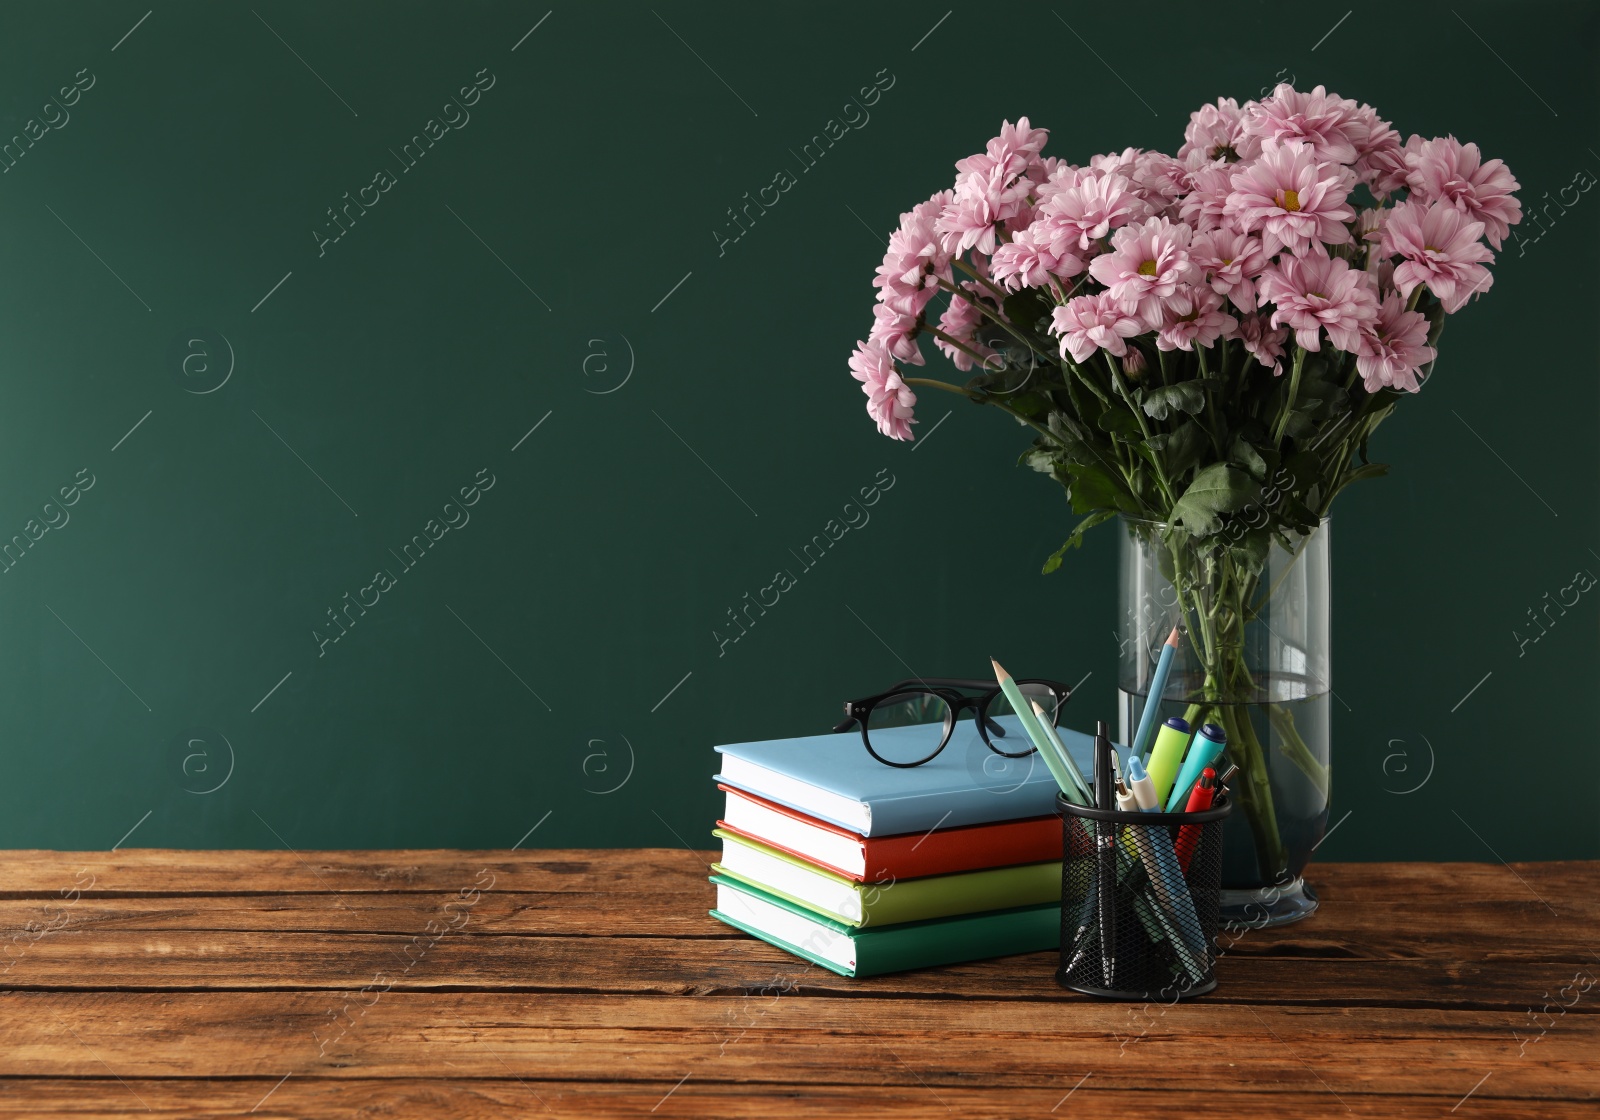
[
  {"left": 1166, "top": 626, "right": 1181, "bottom": 646},
  {"left": 989, "top": 656, "right": 1007, "bottom": 681}
]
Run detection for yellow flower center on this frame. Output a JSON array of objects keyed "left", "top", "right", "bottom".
[
  {"left": 1137, "top": 259, "right": 1159, "bottom": 276},
  {"left": 1423, "top": 244, "right": 1439, "bottom": 253},
  {"left": 1279, "top": 189, "right": 1302, "bottom": 212}
]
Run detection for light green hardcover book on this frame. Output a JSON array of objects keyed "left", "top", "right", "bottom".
[
  {"left": 711, "top": 828, "right": 1061, "bottom": 928},
  {"left": 710, "top": 874, "right": 1060, "bottom": 977}
]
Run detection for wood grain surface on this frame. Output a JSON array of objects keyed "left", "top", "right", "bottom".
[{"left": 0, "top": 850, "right": 1593, "bottom": 1118}]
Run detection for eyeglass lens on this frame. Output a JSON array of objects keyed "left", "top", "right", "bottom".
[
  {"left": 862, "top": 691, "right": 953, "bottom": 766},
  {"left": 981, "top": 681, "right": 1064, "bottom": 756}
]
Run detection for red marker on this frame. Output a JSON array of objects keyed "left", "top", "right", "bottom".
[{"left": 1175, "top": 768, "right": 1216, "bottom": 873}]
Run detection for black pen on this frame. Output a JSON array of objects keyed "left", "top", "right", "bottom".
[{"left": 1094, "top": 720, "right": 1116, "bottom": 988}]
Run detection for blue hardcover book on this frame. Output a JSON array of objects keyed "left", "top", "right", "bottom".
[{"left": 714, "top": 715, "right": 1103, "bottom": 836}]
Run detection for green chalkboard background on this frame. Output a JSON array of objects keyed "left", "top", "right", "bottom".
[{"left": 0, "top": 0, "right": 1593, "bottom": 862}]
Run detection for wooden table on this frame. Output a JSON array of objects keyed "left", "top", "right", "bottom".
[{"left": 0, "top": 851, "right": 1593, "bottom": 1118}]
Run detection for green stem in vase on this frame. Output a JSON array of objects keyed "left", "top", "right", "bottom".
[
  {"left": 1218, "top": 702, "right": 1288, "bottom": 882},
  {"left": 1268, "top": 703, "right": 1330, "bottom": 801},
  {"left": 1162, "top": 530, "right": 1289, "bottom": 883}
]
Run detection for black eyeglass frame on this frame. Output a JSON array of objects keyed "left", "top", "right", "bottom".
[{"left": 832, "top": 676, "right": 1075, "bottom": 768}]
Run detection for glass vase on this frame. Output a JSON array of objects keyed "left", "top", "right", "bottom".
[{"left": 1116, "top": 516, "right": 1331, "bottom": 928}]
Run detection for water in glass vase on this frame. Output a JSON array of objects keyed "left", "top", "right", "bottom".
[{"left": 1118, "top": 675, "right": 1331, "bottom": 929}]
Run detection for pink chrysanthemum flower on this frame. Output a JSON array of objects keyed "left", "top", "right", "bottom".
[
  {"left": 873, "top": 191, "right": 951, "bottom": 317},
  {"left": 1348, "top": 104, "right": 1407, "bottom": 197},
  {"left": 1156, "top": 287, "right": 1238, "bottom": 352},
  {"left": 934, "top": 284, "right": 998, "bottom": 372},
  {"left": 1356, "top": 293, "right": 1437, "bottom": 393},
  {"left": 869, "top": 302, "right": 923, "bottom": 365},
  {"left": 1239, "top": 83, "right": 1361, "bottom": 164},
  {"left": 1037, "top": 155, "right": 1071, "bottom": 180},
  {"left": 1122, "top": 348, "right": 1149, "bottom": 377},
  {"left": 952, "top": 118, "right": 1048, "bottom": 189},
  {"left": 1087, "top": 216, "right": 1197, "bottom": 324},
  {"left": 1226, "top": 142, "right": 1355, "bottom": 257},
  {"left": 937, "top": 163, "right": 1035, "bottom": 256},
  {"left": 980, "top": 116, "right": 1050, "bottom": 167},
  {"left": 1403, "top": 135, "right": 1522, "bottom": 250},
  {"left": 1050, "top": 292, "right": 1142, "bottom": 363},
  {"left": 990, "top": 226, "right": 1088, "bottom": 290},
  {"left": 1189, "top": 228, "right": 1268, "bottom": 313},
  {"left": 1179, "top": 97, "right": 1245, "bottom": 163},
  {"left": 1033, "top": 170, "right": 1148, "bottom": 252},
  {"left": 1227, "top": 312, "right": 1290, "bottom": 375},
  {"left": 1356, "top": 207, "right": 1385, "bottom": 244},
  {"left": 1381, "top": 199, "right": 1496, "bottom": 313},
  {"left": 1131, "top": 150, "right": 1191, "bottom": 207},
  {"left": 1089, "top": 146, "right": 1144, "bottom": 180},
  {"left": 1258, "top": 252, "right": 1379, "bottom": 352},
  {"left": 936, "top": 119, "right": 1051, "bottom": 256},
  {"left": 848, "top": 340, "right": 917, "bottom": 441},
  {"left": 1177, "top": 161, "right": 1234, "bottom": 232}
]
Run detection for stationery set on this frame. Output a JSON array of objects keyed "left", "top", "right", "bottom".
[{"left": 708, "top": 641, "right": 1236, "bottom": 996}]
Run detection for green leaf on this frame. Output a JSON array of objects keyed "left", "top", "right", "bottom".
[
  {"left": 1279, "top": 496, "right": 1321, "bottom": 533},
  {"left": 1169, "top": 463, "right": 1260, "bottom": 538},
  {"left": 1019, "top": 447, "right": 1058, "bottom": 475},
  {"left": 1142, "top": 381, "right": 1206, "bottom": 421},
  {"left": 1165, "top": 421, "right": 1209, "bottom": 479},
  {"left": 1041, "top": 510, "right": 1117, "bottom": 573},
  {"left": 1047, "top": 411, "right": 1095, "bottom": 446},
  {"left": 1226, "top": 527, "right": 1271, "bottom": 575},
  {"left": 1229, "top": 437, "right": 1269, "bottom": 482},
  {"left": 1096, "top": 406, "right": 1143, "bottom": 439},
  {"left": 1339, "top": 462, "right": 1390, "bottom": 487},
  {"left": 1066, "top": 462, "right": 1132, "bottom": 515}
]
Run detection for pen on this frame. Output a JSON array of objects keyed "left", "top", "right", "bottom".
[
  {"left": 1125, "top": 750, "right": 1210, "bottom": 960},
  {"left": 1175, "top": 769, "right": 1216, "bottom": 873},
  {"left": 1119, "top": 780, "right": 1207, "bottom": 981},
  {"left": 1094, "top": 720, "right": 1114, "bottom": 812},
  {"left": 1216, "top": 762, "right": 1239, "bottom": 797},
  {"left": 1125, "top": 754, "right": 1160, "bottom": 813},
  {"left": 1094, "top": 720, "right": 1116, "bottom": 986}
]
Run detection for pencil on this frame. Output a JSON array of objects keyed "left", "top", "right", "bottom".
[{"left": 1133, "top": 626, "right": 1181, "bottom": 761}]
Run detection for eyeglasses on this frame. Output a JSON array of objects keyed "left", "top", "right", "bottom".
[{"left": 833, "top": 677, "right": 1074, "bottom": 768}]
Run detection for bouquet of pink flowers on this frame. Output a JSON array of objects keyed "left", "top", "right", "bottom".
[{"left": 846, "top": 85, "right": 1520, "bottom": 880}]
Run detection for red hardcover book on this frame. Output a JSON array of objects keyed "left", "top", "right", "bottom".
[{"left": 717, "top": 784, "right": 1061, "bottom": 883}]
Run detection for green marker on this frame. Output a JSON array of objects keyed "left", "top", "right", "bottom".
[{"left": 1146, "top": 716, "right": 1193, "bottom": 807}]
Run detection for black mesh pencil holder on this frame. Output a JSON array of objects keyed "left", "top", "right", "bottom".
[{"left": 1056, "top": 790, "right": 1232, "bottom": 1000}]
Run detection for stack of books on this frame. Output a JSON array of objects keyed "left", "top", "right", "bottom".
[{"left": 709, "top": 719, "right": 1100, "bottom": 976}]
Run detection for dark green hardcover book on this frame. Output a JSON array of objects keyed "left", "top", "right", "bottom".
[{"left": 709, "top": 874, "right": 1059, "bottom": 977}]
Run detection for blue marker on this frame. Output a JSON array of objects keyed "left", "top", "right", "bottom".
[{"left": 1166, "top": 723, "right": 1228, "bottom": 812}]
